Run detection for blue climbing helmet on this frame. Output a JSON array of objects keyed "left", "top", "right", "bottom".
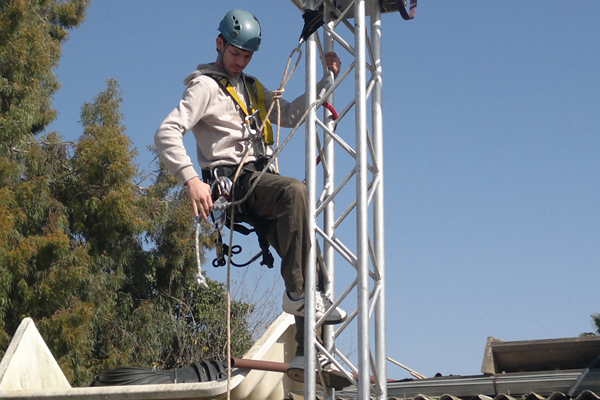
[{"left": 218, "top": 10, "right": 262, "bottom": 52}]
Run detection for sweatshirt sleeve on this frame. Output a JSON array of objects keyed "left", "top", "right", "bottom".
[{"left": 154, "top": 78, "right": 211, "bottom": 184}]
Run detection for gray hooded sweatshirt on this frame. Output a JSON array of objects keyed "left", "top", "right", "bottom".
[{"left": 155, "top": 63, "right": 326, "bottom": 184}]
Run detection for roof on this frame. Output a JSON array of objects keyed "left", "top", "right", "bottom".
[
  {"left": 384, "top": 369, "right": 600, "bottom": 399},
  {"left": 339, "top": 336, "right": 600, "bottom": 400},
  {"left": 3, "top": 318, "right": 599, "bottom": 400},
  {"left": 482, "top": 336, "right": 600, "bottom": 374},
  {"left": 332, "top": 369, "right": 600, "bottom": 400}
]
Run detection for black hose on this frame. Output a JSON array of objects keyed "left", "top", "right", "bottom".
[{"left": 90, "top": 360, "right": 228, "bottom": 386}]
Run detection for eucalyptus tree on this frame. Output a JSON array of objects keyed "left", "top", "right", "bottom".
[{"left": 0, "top": 0, "right": 255, "bottom": 386}]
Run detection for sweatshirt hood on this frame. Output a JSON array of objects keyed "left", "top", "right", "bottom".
[{"left": 184, "top": 63, "right": 232, "bottom": 85}]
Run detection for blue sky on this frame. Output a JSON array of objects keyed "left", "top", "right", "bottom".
[{"left": 48, "top": 1, "right": 600, "bottom": 379}]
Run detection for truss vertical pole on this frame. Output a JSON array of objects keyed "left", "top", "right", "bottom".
[
  {"left": 354, "top": 1, "right": 371, "bottom": 399},
  {"left": 322, "top": 0, "right": 336, "bottom": 362},
  {"left": 372, "top": 3, "right": 387, "bottom": 400},
  {"left": 322, "top": 8, "right": 336, "bottom": 400},
  {"left": 292, "top": 1, "right": 389, "bottom": 399},
  {"left": 304, "top": 0, "right": 318, "bottom": 398}
]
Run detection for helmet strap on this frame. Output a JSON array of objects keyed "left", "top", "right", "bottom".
[
  {"left": 216, "top": 37, "right": 230, "bottom": 70},
  {"left": 217, "top": 41, "right": 241, "bottom": 77}
]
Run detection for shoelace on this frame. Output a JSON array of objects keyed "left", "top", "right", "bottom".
[
  {"left": 317, "top": 353, "right": 339, "bottom": 372},
  {"left": 315, "top": 290, "right": 337, "bottom": 315},
  {"left": 314, "top": 291, "right": 326, "bottom": 313},
  {"left": 318, "top": 353, "right": 329, "bottom": 366}
]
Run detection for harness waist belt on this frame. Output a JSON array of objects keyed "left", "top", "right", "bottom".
[{"left": 202, "top": 158, "right": 273, "bottom": 183}]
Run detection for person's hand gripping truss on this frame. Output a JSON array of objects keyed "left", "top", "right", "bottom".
[{"left": 324, "top": 52, "right": 341, "bottom": 79}]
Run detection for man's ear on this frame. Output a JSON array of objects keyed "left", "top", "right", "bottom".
[{"left": 216, "top": 36, "right": 225, "bottom": 52}]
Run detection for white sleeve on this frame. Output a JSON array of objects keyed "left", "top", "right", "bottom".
[{"left": 154, "top": 78, "right": 212, "bottom": 184}]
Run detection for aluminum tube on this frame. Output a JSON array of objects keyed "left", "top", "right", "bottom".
[
  {"left": 304, "top": 0, "right": 318, "bottom": 397},
  {"left": 322, "top": 10, "right": 336, "bottom": 400},
  {"left": 354, "top": 1, "right": 371, "bottom": 399},
  {"left": 371, "top": 3, "right": 387, "bottom": 400}
]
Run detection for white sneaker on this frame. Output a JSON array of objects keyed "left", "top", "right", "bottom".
[
  {"left": 282, "top": 291, "right": 347, "bottom": 325},
  {"left": 286, "top": 354, "right": 352, "bottom": 389}
]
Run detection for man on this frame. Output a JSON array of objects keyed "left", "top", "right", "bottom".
[{"left": 155, "top": 9, "right": 346, "bottom": 381}]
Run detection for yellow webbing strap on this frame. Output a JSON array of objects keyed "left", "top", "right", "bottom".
[
  {"left": 210, "top": 74, "right": 273, "bottom": 145},
  {"left": 212, "top": 75, "right": 251, "bottom": 117},
  {"left": 249, "top": 79, "right": 274, "bottom": 145}
]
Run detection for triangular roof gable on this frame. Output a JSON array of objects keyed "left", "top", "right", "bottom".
[{"left": 0, "top": 317, "right": 71, "bottom": 391}]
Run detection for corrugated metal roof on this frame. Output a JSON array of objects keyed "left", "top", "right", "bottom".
[
  {"left": 365, "top": 336, "right": 600, "bottom": 400},
  {"left": 293, "top": 390, "right": 600, "bottom": 400},
  {"left": 404, "top": 390, "right": 600, "bottom": 400},
  {"left": 336, "top": 369, "right": 600, "bottom": 400}
]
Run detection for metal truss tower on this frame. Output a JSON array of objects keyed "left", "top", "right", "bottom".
[{"left": 287, "top": 0, "right": 402, "bottom": 399}]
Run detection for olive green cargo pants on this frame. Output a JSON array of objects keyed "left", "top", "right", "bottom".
[{"left": 235, "top": 170, "right": 310, "bottom": 293}]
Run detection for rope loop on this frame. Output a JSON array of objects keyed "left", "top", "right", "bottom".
[
  {"left": 195, "top": 40, "right": 309, "bottom": 400},
  {"left": 270, "top": 89, "right": 284, "bottom": 100}
]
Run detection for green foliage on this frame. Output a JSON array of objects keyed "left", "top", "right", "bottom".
[
  {"left": 581, "top": 314, "right": 600, "bottom": 337},
  {"left": 0, "top": 0, "right": 256, "bottom": 387},
  {"left": 0, "top": 0, "right": 89, "bottom": 147},
  {"left": 590, "top": 314, "right": 600, "bottom": 336}
]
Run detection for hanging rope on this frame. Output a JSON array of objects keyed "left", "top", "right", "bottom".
[
  {"left": 196, "top": 49, "right": 334, "bottom": 399},
  {"left": 195, "top": 220, "right": 209, "bottom": 289},
  {"left": 262, "top": 44, "right": 303, "bottom": 173},
  {"left": 195, "top": 11, "right": 332, "bottom": 398},
  {"left": 219, "top": 42, "right": 305, "bottom": 400}
]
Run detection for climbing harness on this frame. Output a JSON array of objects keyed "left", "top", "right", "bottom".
[
  {"left": 198, "top": 43, "right": 303, "bottom": 272},
  {"left": 203, "top": 160, "right": 276, "bottom": 270},
  {"left": 209, "top": 74, "right": 274, "bottom": 146},
  {"left": 210, "top": 209, "right": 275, "bottom": 269},
  {"left": 209, "top": 172, "right": 237, "bottom": 268}
]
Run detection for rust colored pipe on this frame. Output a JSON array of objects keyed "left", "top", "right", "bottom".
[
  {"left": 230, "top": 358, "right": 391, "bottom": 383},
  {"left": 230, "top": 358, "right": 290, "bottom": 373}
]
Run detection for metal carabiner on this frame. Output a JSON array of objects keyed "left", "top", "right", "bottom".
[
  {"left": 245, "top": 110, "right": 267, "bottom": 158},
  {"left": 244, "top": 109, "right": 261, "bottom": 134},
  {"left": 211, "top": 173, "right": 233, "bottom": 201}
]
